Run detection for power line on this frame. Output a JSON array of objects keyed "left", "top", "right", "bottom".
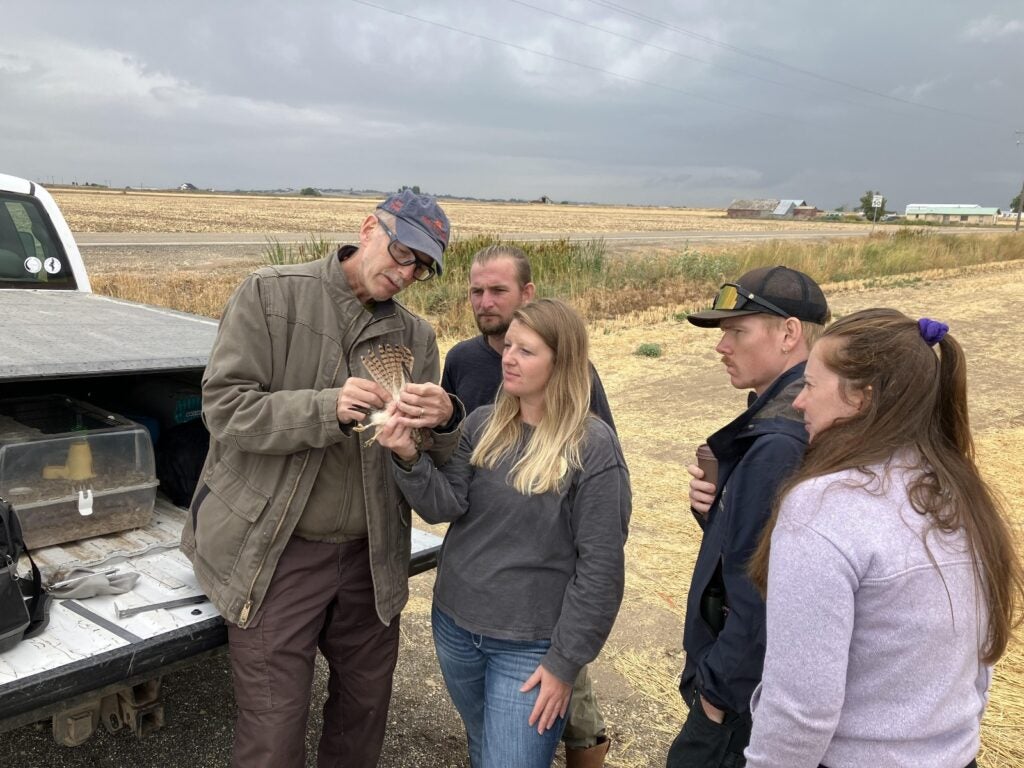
[
  {"left": 582, "top": 0, "right": 1003, "bottom": 127},
  {"left": 350, "top": 0, "right": 790, "bottom": 122},
  {"left": 507, "top": 0, "right": 875, "bottom": 110}
]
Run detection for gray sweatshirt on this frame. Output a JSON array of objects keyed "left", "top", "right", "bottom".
[
  {"left": 745, "top": 461, "right": 990, "bottom": 768},
  {"left": 392, "top": 406, "right": 631, "bottom": 683}
]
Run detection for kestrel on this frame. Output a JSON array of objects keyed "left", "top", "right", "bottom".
[{"left": 353, "top": 343, "right": 421, "bottom": 447}]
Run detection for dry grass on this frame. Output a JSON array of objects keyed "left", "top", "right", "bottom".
[
  {"left": 588, "top": 262, "right": 1024, "bottom": 767},
  {"left": 73, "top": 188, "right": 1024, "bottom": 766}
]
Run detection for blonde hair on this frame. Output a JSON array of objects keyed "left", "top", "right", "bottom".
[
  {"left": 471, "top": 298, "right": 591, "bottom": 495},
  {"left": 472, "top": 244, "right": 532, "bottom": 288},
  {"left": 761, "top": 315, "right": 829, "bottom": 350}
]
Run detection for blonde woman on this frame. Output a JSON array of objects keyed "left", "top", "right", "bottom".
[{"left": 378, "top": 298, "right": 631, "bottom": 768}]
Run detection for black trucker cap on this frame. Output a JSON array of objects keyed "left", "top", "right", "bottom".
[{"left": 687, "top": 266, "right": 829, "bottom": 328}]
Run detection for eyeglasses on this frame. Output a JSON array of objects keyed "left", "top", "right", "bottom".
[
  {"left": 712, "top": 283, "right": 790, "bottom": 318},
  {"left": 377, "top": 218, "right": 437, "bottom": 282}
]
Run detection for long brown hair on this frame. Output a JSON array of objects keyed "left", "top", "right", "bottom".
[
  {"left": 471, "top": 298, "right": 591, "bottom": 495},
  {"left": 749, "top": 308, "right": 1023, "bottom": 664}
]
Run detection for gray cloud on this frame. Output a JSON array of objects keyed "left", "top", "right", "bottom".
[{"left": 3, "top": 0, "right": 1023, "bottom": 210}]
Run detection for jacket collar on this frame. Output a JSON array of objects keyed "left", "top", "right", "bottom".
[
  {"left": 323, "top": 246, "right": 407, "bottom": 330},
  {"left": 709, "top": 362, "right": 808, "bottom": 456}
]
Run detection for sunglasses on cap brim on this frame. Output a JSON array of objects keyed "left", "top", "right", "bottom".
[{"left": 712, "top": 283, "right": 790, "bottom": 319}]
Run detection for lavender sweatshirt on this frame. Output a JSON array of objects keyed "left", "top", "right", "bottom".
[{"left": 745, "top": 462, "right": 990, "bottom": 768}]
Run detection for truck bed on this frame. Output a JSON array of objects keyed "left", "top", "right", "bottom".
[
  {"left": 0, "top": 285, "right": 450, "bottom": 736},
  {"left": 0, "top": 290, "right": 218, "bottom": 381},
  {"left": 0, "top": 497, "right": 443, "bottom": 731}
]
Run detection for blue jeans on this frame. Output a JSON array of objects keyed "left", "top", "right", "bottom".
[{"left": 432, "top": 606, "right": 567, "bottom": 768}]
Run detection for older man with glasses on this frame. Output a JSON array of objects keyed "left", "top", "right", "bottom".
[
  {"left": 666, "top": 266, "right": 830, "bottom": 768},
  {"left": 183, "top": 190, "right": 464, "bottom": 768}
]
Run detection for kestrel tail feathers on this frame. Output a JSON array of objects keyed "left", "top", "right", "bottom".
[
  {"left": 361, "top": 343, "right": 414, "bottom": 399},
  {"left": 354, "top": 344, "right": 421, "bottom": 447}
]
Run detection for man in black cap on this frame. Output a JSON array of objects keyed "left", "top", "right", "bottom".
[
  {"left": 666, "top": 266, "right": 830, "bottom": 768},
  {"left": 183, "top": 190, "right": 464, "bottom": 768}
]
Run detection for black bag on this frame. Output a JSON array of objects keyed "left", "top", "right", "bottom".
[
  {"left": 1, "top": 497, "right": 50, "bottom": 653},
  {"left": 156, "top": 418, "right": 210, "bottom": 507}
]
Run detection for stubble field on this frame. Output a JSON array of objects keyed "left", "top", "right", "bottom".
[
  {"left": 54, "top": 187, "right": 860, "bottom": 234},
  {"left": 9, "top": 189, "right": 1021, "bottom": 767}
]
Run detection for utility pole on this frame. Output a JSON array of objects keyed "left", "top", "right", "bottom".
[{"left": 1016, "top": 131, "right": 1024, "bottom": 233}]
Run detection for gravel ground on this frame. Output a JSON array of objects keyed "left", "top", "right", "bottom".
[
  {"left": 0, "top": 568, "right": 680, "bottom": 767},
  {"left": 0, "top": 575, "right": 472, "bottom": 768}
]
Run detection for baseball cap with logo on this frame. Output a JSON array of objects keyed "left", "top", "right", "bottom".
[
  {"left": 377, "top": 190, "right": 450, "bottom": 274},
  {"left": 687, "top": 266, "right": 829, "bottom": 327}
]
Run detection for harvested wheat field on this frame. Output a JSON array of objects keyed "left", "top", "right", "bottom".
[
  {"left": 52, "top": 187, "right": 868, "bottom": 235},
  {"left": 7, "top": 192, "right": 1022, "bottom": 767}
]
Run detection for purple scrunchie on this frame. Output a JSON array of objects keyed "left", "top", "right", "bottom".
[{"left": 918, "top": 317, "right": 948, "bottom": 346}]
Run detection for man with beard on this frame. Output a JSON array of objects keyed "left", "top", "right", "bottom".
[
  {"left": 441, "top": 244, "right": 615, "bottom": 767},
  {"left": 442, "top": 244, "right": 614, "bottom": 428}
]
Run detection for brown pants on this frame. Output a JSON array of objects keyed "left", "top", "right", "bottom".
[{"left": 228, "top": 536, "right": 400, "bottom": 768}]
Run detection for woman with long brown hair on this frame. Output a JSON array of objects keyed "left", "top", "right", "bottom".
[{"left": 745, "top": 308, "right": 1023, "bottom": 768}]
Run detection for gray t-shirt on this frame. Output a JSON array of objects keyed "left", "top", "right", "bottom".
[{"left": 392, "top": 406, "right": 631, "bottom": 683}]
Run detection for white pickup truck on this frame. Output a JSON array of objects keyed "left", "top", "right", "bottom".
[{"left": 0, "top": 174, "right": 441, "bottom": 746}]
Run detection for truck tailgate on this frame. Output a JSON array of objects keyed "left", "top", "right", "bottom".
[
  {"left": 0, "top": 497, "right": 443, "bottom": 731},
  {"left": 0, "top": 291, "right": 219, "bottom": 380}
]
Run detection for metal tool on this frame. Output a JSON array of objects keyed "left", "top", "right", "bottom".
[{"left": 114, "top": 594, "right": 209, "bottom": 619}]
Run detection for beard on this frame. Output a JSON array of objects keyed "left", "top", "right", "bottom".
[{"left": 475, "top": 313, "right": 511, "bottom": 337}]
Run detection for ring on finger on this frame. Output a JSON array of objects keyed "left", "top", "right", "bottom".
[{"left": 419, "top": 407, "right": 425, "bottom": 418}]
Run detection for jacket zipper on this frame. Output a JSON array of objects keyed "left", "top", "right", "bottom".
[
  {"left": 346, "top": 313, "right": 407, "bottom": 621},
  {"left": 240, "top": 309, "right": 401, "bottom": 626},
  {"left": 238, "top": 450, "right": 309, "bottom": 627},
  {"left": 238, "top": 348, "right": 348, "bottom": 627}
]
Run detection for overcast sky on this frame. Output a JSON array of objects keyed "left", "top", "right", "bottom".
[{"left": 3, "top": 1, "right": 1023, "bottom": 210}]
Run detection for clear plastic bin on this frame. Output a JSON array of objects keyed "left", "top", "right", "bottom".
[{"left": 0, "top": 396, "right": 157, "bottom": 549}]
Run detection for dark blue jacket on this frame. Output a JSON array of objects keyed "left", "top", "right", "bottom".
[{"left": 680, "top": 363, "right": 808, "bottom": 715}]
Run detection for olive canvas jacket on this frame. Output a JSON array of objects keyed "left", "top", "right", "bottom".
[{"left": 181, "top": 249, "right": 461, "bottom": 628}]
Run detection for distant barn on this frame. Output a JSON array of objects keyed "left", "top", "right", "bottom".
[
  {"left": 727, "top": 199, "right": 819, "bottom": 219},
  {"left": 904, "top": 204, "right": 1000, "bottom": 225}
]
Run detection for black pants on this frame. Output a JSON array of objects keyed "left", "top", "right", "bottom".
[{"left": 666, "top": 687, "right": 750, "bottom": 768}]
